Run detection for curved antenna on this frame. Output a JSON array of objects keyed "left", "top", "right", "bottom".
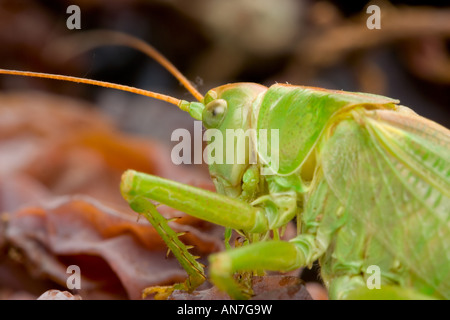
[
  {"left": 0, "top": 69, "right": 183, "bottom": 107},
  {"left": 45, "top": 30, "right": 204, "bottom": 102}
]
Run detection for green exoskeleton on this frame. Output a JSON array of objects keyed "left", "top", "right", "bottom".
[{"left": 1, "top": 31, "right": 449, "bottom": 300}]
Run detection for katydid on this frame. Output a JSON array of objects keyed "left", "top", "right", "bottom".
[{"left": 0, "top": 31, "right": 448, "bottom": 300}]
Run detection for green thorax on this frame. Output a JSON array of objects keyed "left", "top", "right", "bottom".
[
  {"left": 256, "top": 84, "right": 399, "bottom": 175},
  {"left": 196, "top": 83, "right": 398, "bottom": 198}
]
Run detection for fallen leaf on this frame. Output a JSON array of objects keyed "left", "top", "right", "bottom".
[{"left": 37, "top": 289, "right": 82, "bottom": 300}]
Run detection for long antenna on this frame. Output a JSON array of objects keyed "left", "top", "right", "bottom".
[
  {"left": 0, "top": 69, "right": 182, "bottom": 107},
  {"left": 45, "top": 30, "right": 204, "bottom": 102}
]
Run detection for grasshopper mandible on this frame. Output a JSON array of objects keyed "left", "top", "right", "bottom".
[{"left": 1, "top": 31, "right": 449, "bottom": 300}]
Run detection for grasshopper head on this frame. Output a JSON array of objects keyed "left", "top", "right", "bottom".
[{"left": 191, "top": 83, "right": 267, "bottom": 197}]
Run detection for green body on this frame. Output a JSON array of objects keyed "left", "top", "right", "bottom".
[{"left": 121, "top": 83, "right": 450, "bottom": 299}]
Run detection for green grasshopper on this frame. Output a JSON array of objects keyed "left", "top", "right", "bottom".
[{"left": 1, "top": 31, "right": 449, "bottom": 300}]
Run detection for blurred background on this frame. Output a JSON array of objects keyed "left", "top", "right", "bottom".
[
  {"left": 0, "top": 0, "right": 449, "bottom": 140},
  {"left": 0, "top": 0, "right": 449, "bottom": 299}
]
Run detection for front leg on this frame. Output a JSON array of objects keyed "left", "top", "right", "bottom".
[
  {"left": 121, "top": 170, "right": 269, "bottom": 233},
  {"left": 120, "top": 170, "right": 271, "bottom": 298},
  {"left": 120, "top": 170, "right": 305, "bottom": 299}
]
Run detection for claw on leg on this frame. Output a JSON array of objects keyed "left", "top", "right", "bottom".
[
  {"left": 121, "top": 192, "right": 206, "bottom": 299},
  {"left": 209, "top": 253, "right": 253, "bottom": 300},
  {"left": 142, "top": 286, "right": 175, "bottom": 300}
]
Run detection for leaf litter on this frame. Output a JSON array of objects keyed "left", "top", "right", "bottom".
[{"left": 0, "top": 91, "right": 323, "bottom": 300}]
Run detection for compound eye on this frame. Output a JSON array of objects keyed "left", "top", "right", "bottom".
[{"left": 202, "top": 99, "right": 227, "bottom": 128}]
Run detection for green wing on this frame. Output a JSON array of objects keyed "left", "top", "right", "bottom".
[
  {"left": 256, "top": 84, "right": 398, "bottom": 175},
  {"left": 319, "top": 109, "right": 450, "bottom": 299}
]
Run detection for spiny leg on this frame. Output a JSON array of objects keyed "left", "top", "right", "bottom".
[
  {"left": 121, "top": 170, "right": 270, "bottom": 233},
  {"left": 128, "top": 197, "right": 205, "bottom": 299},
  {"left": 120, "top": 170, "right": 271, "bottom": 298},
  {"left": 209, "top": 234, "right": 319, "bottom": 300}
]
